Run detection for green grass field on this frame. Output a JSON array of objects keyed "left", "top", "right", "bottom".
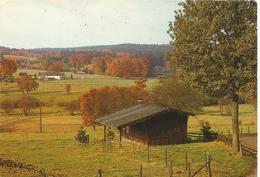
[
  {"left": 1, "top": 70, "right": 158, "bottom": 103},
  {"left": 0, "top": 111, "right": 255, "bottom": 177},
  {"left": 0, "top": 70, "right": 256, "bottom": 177}
]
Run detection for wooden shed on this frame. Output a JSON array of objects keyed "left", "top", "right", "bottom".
[{"left": 94, "top": 104, "right": 194, "bottom": 145}]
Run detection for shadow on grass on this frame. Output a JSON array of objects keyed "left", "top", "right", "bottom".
[
  {"left": 0, "top": 126, "right": 16, "bottom": 133},
  {"left": 32, "top": 90, "right": 63, "bottom": 95}
]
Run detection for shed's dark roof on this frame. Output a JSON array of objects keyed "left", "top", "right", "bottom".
[{"left": 94, "top": 104, "right": 194, "bottom": 128}]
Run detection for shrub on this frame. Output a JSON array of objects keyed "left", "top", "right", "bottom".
[
  {"left": 18, "top": 95, "right": 39, "bottom": 116},
  {"left": 0, "top": 99, "right": 18, "bottom": 115},
  {"left": 200, "top": 95, "right": 218, "bottom": 106},
  {"left": 74, "top": 126, "right": 89, "bottom": 144},
  {"left": 106, "top": 129, "right": 115, "bottom": 141},
  {"left": 57, "top": 100, "right": 79, "bottom": 115}
]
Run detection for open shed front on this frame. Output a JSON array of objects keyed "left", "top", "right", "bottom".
[{"left": 94, "top": 104, "right": 194, "bottom": 145}]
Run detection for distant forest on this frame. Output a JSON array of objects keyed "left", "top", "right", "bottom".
[{"left": 0, "top": 44, "right": 172, "bottom": 77}]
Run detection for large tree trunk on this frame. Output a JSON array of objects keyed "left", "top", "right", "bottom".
[{"left": 232, "top": 95, "right": 240, "bottom": 152}]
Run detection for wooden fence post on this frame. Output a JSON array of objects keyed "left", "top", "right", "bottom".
[
  {"left": 102, "top": 140, "right": 104, "bottom": 152},
  {"left": 39, "top": 101, "right": 43, "bottom": 133},
  {"left": 147, "top": 145, "right": 150, "bottom": 162},
  {"left": 187, "top": 162, "right": 191, "bottom": 177},
  {"left": 228, "top": 129, "right": 230, "bottom": 136},
  {"left": 185, "top": 151, "right": 188, "bottom": 171},
  {"left": 93, "top": 125, "right": 96, "bottom": 145},
  {"left": 165, "top": 148, "right": 168, "bottom": 166},
  {"left": 205, "top": 152, "right": 208, "bottom": 172},
  {"left": 133, "top": 143, "right": 135, "bottom": 158},
  {"left": 240, "top": 127, "right": 243, "bottom": 136},
  {"left": 207, "top": 154, "right": 212, "bottom": 177},
  {"left": 240, "top": 144, "right": 243, "bottom": 156},
  {"left": 247, "top": 126, "right": 250, "bottom": 134},
  {"left": 168, "top": 160, "right": 173, "bottom": 177},
  {"left": 97, "top": 169, "right": 102, "bottom": 177},
  {"left": 139, "top": 164, "right": 143, "bottom": 177},
  {"left": 109, "top": 141, "right": 112, "bottom": 153}
]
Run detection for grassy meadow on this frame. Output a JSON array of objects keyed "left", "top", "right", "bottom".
[
  {"left": 0, "top": 70, "right": 257, "bottom": 177},
  {"left": 1, "top": 69, "right": 158, "bottom": 103}
]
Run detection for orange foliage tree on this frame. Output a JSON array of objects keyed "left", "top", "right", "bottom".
[
  {"left": 0, "top": 58, "right": 17, "bottom": 81},
  {"left": 79, "top": 80, "right": 149, "bottom": 126},
  {"left": 17, "top": 76, "right": 39, "bottom": 94},
  {"left": 91, "top": 56, "right": 113, "bottom": 74},
  {"left": 69, "top": 53, "right": 87, "bottom": 73},
  {"left": 94, "top": 53, "right": 151, "bottom": 78},
  {"left": 69, "top": 54, "right": 78, "bottom": 73}
]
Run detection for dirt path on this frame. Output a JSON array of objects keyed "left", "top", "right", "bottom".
[
  {"left": 240, "top": 135, "right": 257, "bottom": 177},
  {"left": 241, "top": 135, "right": 257, "bottom": 149}
]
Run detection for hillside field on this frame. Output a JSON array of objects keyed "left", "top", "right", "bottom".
[
  {"left": 1, "top": 69, "right": 158, "bottom": 103},
  {"left": 0, "top": 72, "right": 257, "bottom": 177}
]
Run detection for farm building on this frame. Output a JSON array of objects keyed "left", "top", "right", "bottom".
[
  {"left": 19, "top": 72, "right": 37, "bottom": 79},
  {"left": 38, "top": 72, "right": 64, "bottom": 80},
  {"left": 94, "top": 104, "right": 194, "bottom": 145}
]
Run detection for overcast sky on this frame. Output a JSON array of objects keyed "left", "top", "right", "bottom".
[{"left": 0, "top": 0, "right": 181, "bottom": 49}]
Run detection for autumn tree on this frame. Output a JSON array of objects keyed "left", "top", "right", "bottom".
[
  {"left": 18, "top": 95, "right": 39, "bottom": 116},
  {"left": 65, "top": 84, "right": 71, "bottom": 94},
  {"left": 69, "top": 54, "right": 79, "bottom": 73},
  {"left": 68, "top": 53, "right": 89, "bottom": 73},
  {"left": 47, "top": 62, "right": 64, "bottom": 72},
  {"left": 105, "top": 54, "right": 151, "bottom": 78},
  {"left": 151, "top": 79, "right": 202, "bottom": 113},
  {"left": 91, "top": 56, "right": 113, "bottom": 74},
  {"left": 106, "top": 59, "right": 120, "bottom": 76},
  {"left": 168, "top": 0, "right": 256, "bottom": 152},
  {"left": 0, "top": 58, "right": 17, "bottom": 82},
  {"left": 80, "top": 85, "right": 149, "bottom": 126},
  {"left": 17, "top": 76, "right": 39, "bottom": 94}
]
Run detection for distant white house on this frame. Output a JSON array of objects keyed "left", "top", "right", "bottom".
[
  {"left": 38, "top": 72, "right": 63, "bottom": 80},
  {"left": 76, "top": 70, "right": 86, "bottom": 74},
  {"left": 45, "top": 75, "right": 61, "bottom": 80}
]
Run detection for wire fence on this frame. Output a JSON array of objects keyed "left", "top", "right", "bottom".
[
  {"left": 0, "top": 132, "right": 256, "bottom": 177},
  {"left": 216, "top": 133, "right": 257, "bottom": 158}
]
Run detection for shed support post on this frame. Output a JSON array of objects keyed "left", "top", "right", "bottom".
[
  {"left": 119, "top": 128, "right": 122, "bottom": 147},
  {"left": 103, "top": 125, "right": 107, "bottom": 141}
]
